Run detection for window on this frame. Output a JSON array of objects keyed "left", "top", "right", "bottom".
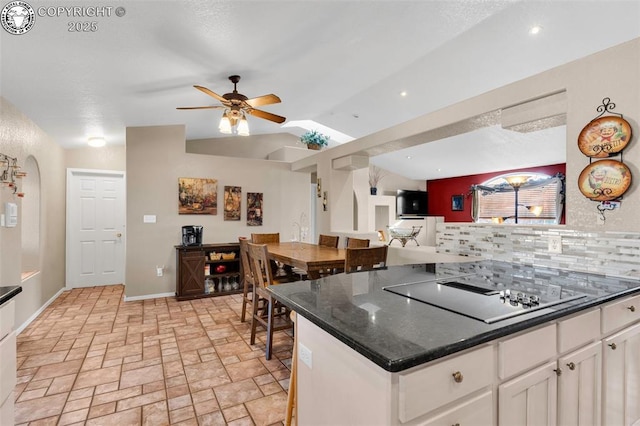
[{"left": 472, "top": 172, "right": 564, "bottom": 225}]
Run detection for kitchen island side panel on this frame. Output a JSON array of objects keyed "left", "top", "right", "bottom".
[{"left": 297, "top": 315, "right": 396, "bottom": 425}]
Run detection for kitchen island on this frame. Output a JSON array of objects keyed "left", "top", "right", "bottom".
[{"left": 270, "top": 261, "right": 640, "bottom": 425}]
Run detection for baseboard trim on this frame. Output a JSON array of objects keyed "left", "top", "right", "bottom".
[
  {"left": 16, "top": 287, "right": 65, "bottom": 335},
  {"left": 123, "top": 292, "right": 175, "bottom": 302}
]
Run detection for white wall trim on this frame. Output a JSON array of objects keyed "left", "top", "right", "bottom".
[
  {"left": 16, "top": 287, "right": 65, "bottom": 335},
  {"left": 123, "top": 292, "right": 175, "bottom": 302}
]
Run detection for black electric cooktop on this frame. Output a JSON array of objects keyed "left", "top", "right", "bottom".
[{"left": 384, "top": 281, "right": 586, "bottom": 324}]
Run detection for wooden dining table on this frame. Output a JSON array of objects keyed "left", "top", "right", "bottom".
[{"left": 265, "top": 242, "right": 346, "bottom": 280}]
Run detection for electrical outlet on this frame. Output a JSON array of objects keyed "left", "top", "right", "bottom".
[
  {"left": 547, "top": 284, "right": 561, "bottom": 300},
  {"left": 298, "top": 343, "right": 313, "bottom": 368},
  {"left": 548, "top": 236, "right": 562, "bottom": 254}
]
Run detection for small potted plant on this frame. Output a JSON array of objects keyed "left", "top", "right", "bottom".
[{"left": 300, "top": 130, "right": 330, "bottom": 150}]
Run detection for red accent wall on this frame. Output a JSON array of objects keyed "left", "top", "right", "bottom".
[{"left": 427, "top": 164, "right": 566, "bottom": 223}]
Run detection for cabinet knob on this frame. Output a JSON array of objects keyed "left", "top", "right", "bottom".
[
  {"left": 554, "top": 368, "right": 562, "bottom": 376},
  {"left": 627, "top": 305, "right": 636, "bottom": 312},
  {"left": 566, "top": 362, "right": 575, "bottom": 370},
  {"left": 609, "top": 343, "right": 617, "bottom": 350},
  {"left": 452, "top": 371, "right": 463, "bottom": 383},
  {"left": 116, "top": 233, "right": 122, "bottom": 237}
]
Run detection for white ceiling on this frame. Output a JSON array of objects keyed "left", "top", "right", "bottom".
[{"left": 2, "top": 0, "right": 639, "bottom": 180}]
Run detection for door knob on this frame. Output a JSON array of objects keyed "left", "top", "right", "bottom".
[{"left": 116, "top": 233, "right": 122, "bottom": 237}]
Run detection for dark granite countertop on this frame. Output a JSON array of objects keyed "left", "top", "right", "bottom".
[
  {"left": 269, "top": 261, "right": 640, "bottom": 372},
  {"left": 0, "top": 285, "right": 22, "bottom": 306}
]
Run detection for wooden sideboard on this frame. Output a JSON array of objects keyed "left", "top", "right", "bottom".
[{"left": 175, "top": 243, "right": 243, "bottom": 300}]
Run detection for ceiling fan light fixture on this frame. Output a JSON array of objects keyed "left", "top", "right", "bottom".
[
  {"left": 237, "top": 114, "right": 250, "bottom": 136},
  {"left": 219, "top": 111, "right": 232, "bottom": 134}
]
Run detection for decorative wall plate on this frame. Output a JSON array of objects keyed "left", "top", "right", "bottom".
[
  {"left": 578, "top": 159, "right": 631, "bottom": 201},
  {"left": 578, "top": 116, "right": 632, "bottom": 158}
]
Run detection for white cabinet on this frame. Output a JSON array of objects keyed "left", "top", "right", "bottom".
[
  {"left": 498, "top": 361, "right": 558, "bottom": 426},
  {"left": 602, "top": 322, "right": 640, "bottom": 426},
  {"left": 419, "top": 390, "right": 493, "bottom": 426},
  {"left": 398, "top": 345, "right": 493, "bottom": 422},
  {"left": 557, "top": 341, "right": 602, "bottom": 426}
]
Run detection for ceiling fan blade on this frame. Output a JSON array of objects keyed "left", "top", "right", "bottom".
[
  {"left": 247, "top": 108, "right": 286, "bottom": 124},
  {"left": 244, "top": 94, "right": 281, "bottom": 108},
  {"left": 194, "top": 85, "right": 227, "bottom": 102},
  {"left": 176, "top": 106, "right": 224, "bottom": 110}
]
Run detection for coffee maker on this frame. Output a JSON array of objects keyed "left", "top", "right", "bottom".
[{"left": 182, "top": 225, "right": 203, "bottom": 246}]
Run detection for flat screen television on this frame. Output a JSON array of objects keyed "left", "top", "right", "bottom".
[{"left": 396, "top": 189, "right": 428, "bottom": 217}]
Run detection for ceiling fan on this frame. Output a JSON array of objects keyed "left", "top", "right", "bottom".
[{"left": 177, "top": 75, "right": 286, "bottom": 134}]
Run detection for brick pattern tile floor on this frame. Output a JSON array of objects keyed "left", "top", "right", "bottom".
[{"left": 14, "top": 285, "right": 293, "bottom": 425}]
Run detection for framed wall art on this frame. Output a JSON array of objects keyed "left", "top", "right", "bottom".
[
  {"left": 451, "top": 194, "right": 464, "bottom": 211},
  {"left": 247, "top": 192, "right": 263, "bottom": 226},
  {"left": 224, "top": 186, "right": 241, "bottom": 221},
  {"left": 178, "top": 177, "right": 217, "bottom": 215}
]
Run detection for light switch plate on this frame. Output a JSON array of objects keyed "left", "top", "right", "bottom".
[
  {"left": 143, "top": 215, "right": 156, "bottom": 223},
  {"left": 299, "top": 343, "right": 312, "bottom": 368}
]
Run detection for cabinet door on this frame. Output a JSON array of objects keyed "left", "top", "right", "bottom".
[
  {"left": 602, "top": 322, "right": 640, "bottom": 426},
  {"left": 499, "top": 361, "right": 557, "bottom": 426},
  {"left": 557, "top": 341, "right": 601, "bottom": 426},
  {"left": 178, "top": 249, "right": 205, "bottom": 298}
]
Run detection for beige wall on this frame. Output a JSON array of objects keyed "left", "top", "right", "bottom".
[
  {"left": 0, "top": 97, "right": 66, "bottom": 327},
  {"left": 298, "top": 38, "right": 640, "bottom": 233},
  {"left": 125, "top": 124, "right": 311, "bottom": 298},
  {"left": 65, "top": 145, "right": 126, "bottom": 171}
]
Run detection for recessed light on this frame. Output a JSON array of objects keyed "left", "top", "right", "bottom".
[
  {"left": 437, "top": 168, "right": 442, "bottom": 172},
  {"left": 529, "top": 25, "right": 542, "bottom": 35},
  {"left": 406, "top": 156, "right": 412, "bottom": 159},
  {"left": 400, "top": 91, "right": 407, "bottom": 97}
]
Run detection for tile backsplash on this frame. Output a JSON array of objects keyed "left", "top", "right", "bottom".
[{"left": 436, "top": 224, "right": 640, "bottom": 280}]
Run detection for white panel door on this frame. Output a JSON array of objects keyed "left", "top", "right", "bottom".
[
  {"left": 557, "top": 341, "right": 602, "bottom": 426},
  {"left": 499, "top": 361, "right": 558, "bottom": 426},
  {"left": 66, "top": 169, "right": 125, "bottom": 287},
  {"left": 602, "top": 322, "right": 640, "bottom": 426}
]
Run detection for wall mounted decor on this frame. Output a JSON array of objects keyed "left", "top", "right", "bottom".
[
  {"left": 577, "top": 98, "right": 633, "bottom": 222},
  {"left": 578, "top": 159, "right": 631, "bottom": 201},
  {"left": 178, "top": 177, "right": 217, "bottom": 214},
  {"left": 578, "top": 115, "right": 631, "bottom": 158},
  {"left": 317, "top": 178, "right": 322, "bottom": 197},
  {"left": 0, "top": 153, "right": 26, "bottom": 197},
  {"left": 224, "top": 186, "right": 241, "bottom": 221},
  {"left": 451, "top": 194, "right": 464, "bottom": 211},
  {"left": 247, "top": 192, "right": 263, "bottom": 226},
  {"left": 323, "top": 191, "right": 328, "bottom": 211}
]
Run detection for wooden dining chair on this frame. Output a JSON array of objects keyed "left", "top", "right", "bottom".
[
  {"left": 318, "top": 234, "right": 339, "bottom": 248},
  {"left": 238, "top": 237, "right": 254, "bottom": 323},
  {"left": 251, "top": 233, "right": 280, "bottom": 244},
  {"left": 345, "top": 237, "right": 370, "bottom": 248},
  {"left": 247, "top": 242, "right": 294, "bottom": 360},
  {"left": 344, "top": 245, "right": 388, "bottom": 273}
]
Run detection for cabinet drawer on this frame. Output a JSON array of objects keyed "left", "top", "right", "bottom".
[
  {"left": 398, "top": 345, "right": 493, "bottom": 423},
  {"left": 601, "top": 294, "right": 640, "bottom": 334},
  {"left": 0, "top": 300, "right": 15, "bottom": 341},
  {"left": 558, "top": 308, "right": 600, "bottom": 353},
  {"left": 499, "top": 323, "right": 556, "bottom": 379},
  {"left": 0, "top": 331, "right": 16, "bottom": 405},
  {"left": 420, "top": 390, "right": 493, "bottom": 426}
]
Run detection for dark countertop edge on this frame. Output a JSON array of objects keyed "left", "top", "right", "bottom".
[
  {"left": 272, "top": 286, "right": 640, "bottom": 373},
  {"left": 0, "top": 286, "right": 22, "bottom": 306}
]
